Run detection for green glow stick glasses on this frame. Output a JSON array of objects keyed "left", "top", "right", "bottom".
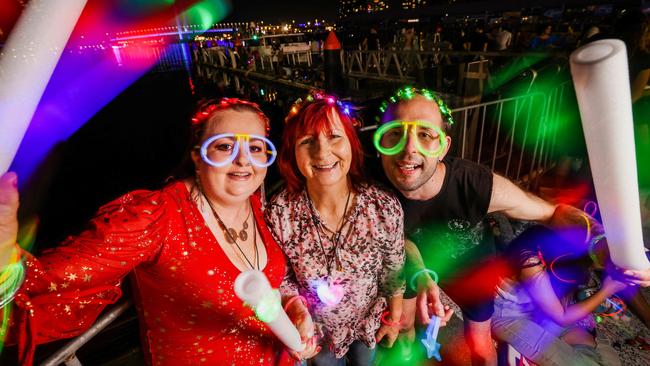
[{"left": 374, "top": 120, "right": 448, "bottom": 157}]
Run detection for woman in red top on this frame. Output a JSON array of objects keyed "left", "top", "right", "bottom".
[{"left": 0, "top": 98, "right": 317, "bottom": 365}]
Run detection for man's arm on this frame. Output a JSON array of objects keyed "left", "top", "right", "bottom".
[
  {"left": 488, "top": 173, "right": 605, "bottom": 240},
  {"left": 489, "top": 173, "right": 600, "bottom": 224},
  {"left": 405, "top": 239, "right": 452, "bottom": 325},
  {"left": 487, "top": 173, "right": 555, "bottom": 221}
]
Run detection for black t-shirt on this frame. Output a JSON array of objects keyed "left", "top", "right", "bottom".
[
  {"left": 398, "top": 156, "right": 494, "bottom": 281},
  {"left": 398, "top": 156, "right": 500, "bottom": 320}
]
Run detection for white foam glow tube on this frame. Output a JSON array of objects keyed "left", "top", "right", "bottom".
[
  {"left": 234, "top": 270, "right": 305, "bottom": 352},
  {"left": 570, "top": 39, "right": 650, "bottom": 270},
  {"left": 0, "top": 0, "right": 88, "bottom": 173}
]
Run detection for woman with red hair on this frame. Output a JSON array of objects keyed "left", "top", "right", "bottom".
[{"left": 265, "top": 91, "right": 405, "bottom": 365}]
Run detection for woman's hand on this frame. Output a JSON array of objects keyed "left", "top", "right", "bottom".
[
  {"left": 376, "top": 322, "right": 400, "bottom": 348},
  {"left": 285, "top": 299, "right": 320, "bottom": 360},
  {"left": 602, "top": 275, "right": 629, "bottom": 294},
  {"left": 0, "top": 172, "right": 19, "bottom": 267},
  {"left": 623, "top": 268, "right": 650, "bottom": 287}
]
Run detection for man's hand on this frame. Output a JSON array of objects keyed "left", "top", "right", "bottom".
[
  {"left": 285, "top": 299, "right": 320, "bottom": 360},
  {"left": 0, "top": 172, "right": 19, "bottom": 268},
  {"left": 416, "top": 273, "right": 453, "bottom": 325}
]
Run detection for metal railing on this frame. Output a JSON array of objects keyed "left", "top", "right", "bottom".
[
  {"left": 451, "top": 93, "right": 550, "bottom": 184},
  {"left": 39, "top": 300, "right": 132, "bottom": 366}
]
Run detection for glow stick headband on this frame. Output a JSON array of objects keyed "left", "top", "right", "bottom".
[
  {"left": 378, "top": 86, "right": 455, "bottom": 126},
  {"left": 199, "top": 133, "right": 277, "bottom": 168},
  {"left": 285, "top": 90, "right": 360, "bottom": 127},
  {"left": 191, "top": 98, "right": 270, "bottom": 133}
]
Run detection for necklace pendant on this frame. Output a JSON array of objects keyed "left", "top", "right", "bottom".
[
  {"left": 239, "top": 229, "right": 248, "bottom": 241},
  {"left": 226, "top": 228, "right": 238, "bottom": 243},
  {"left": 317, "top": 278, "right": 345, "bottom": 306}
]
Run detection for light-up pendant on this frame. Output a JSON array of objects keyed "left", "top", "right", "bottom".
[{"left": 316, "top": 279, "right": 344, "bottom": 307}]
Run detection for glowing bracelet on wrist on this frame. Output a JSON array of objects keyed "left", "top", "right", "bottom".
[
  {"left": 0, "top": 260, "right": 26, "bottom": 309},
  {"left": 380, "top": 311, "right": 401, "bottom": 327},
  {"left": 283, "top": 295, "right": 308, "bottom": 312},
  {"left": 409, "top": 268, "right": 439, "bottom": 292}
]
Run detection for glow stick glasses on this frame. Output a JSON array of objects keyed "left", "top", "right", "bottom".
[
  {"left": 199, "top": 133, "right": 277, "bottom": 168},
  {"left": 373, "top": 120, "right": 448, "bottom": 157}
]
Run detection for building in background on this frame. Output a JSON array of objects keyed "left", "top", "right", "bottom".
[{"left": 339, "top": 0, "right": 391, "bottom": 18}]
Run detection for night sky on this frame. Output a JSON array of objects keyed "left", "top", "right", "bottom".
[{"left": 224, "top": 0, "right": 338, "bottom": 23}]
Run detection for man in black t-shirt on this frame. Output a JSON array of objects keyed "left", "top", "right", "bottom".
[{"left": 377, "top": 88, "right": 606, "bottom": 366}]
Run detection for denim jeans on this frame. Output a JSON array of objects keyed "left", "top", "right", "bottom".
[
  {"left": 311, "top": 341, "right": 375, "bottom": 366},
  {"left": 491, "top": 314, "right": 620, "bottom": 366}
]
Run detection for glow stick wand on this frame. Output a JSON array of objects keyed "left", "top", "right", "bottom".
[
  {"left": 234, "top": 270, "right": 305, "bottom": 352},
  {"left": 570, "top": 39, "right": 650, "bottom": 270},
  {"left": 0, "top": 0, "right": 88, "bottom": 173}
]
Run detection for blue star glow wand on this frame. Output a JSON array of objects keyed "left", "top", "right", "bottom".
[{"left": 421, "top": 315, "right": 442, "bottom": 361}]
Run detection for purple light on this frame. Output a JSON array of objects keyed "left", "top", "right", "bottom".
[
  {"left": 10, "top": 45, "right": 165, "bottom": 183},
  {"left": 315, "top": 280, "right": 344, "bottom": 306}
]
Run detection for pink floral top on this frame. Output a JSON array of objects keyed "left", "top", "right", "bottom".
[{"left": 265, "top": 184, "right": 405, "bottom": 358}]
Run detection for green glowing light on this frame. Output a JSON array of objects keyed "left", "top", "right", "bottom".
[
  {"left": 485, "top": 54, "right": 548, "bottom": 95},
  {"left": 0, "top": 254, "right": 26, "bottom": 354},
  {"left": 374, "top": 121, "right": 447, "bottom": 157},
  {"left": 253, "top": 289, "right": 282, "bottom": 323},
  {"left": 183, "top": 0, "right": 231, "bottom": 31},
  {"left": 119, "top": 0, "right": 175, "bottom": 13}
]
